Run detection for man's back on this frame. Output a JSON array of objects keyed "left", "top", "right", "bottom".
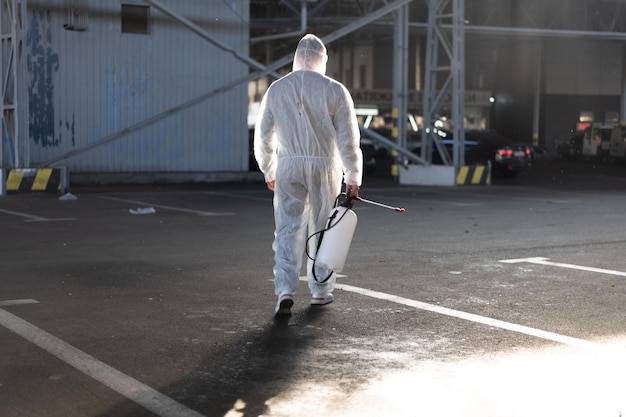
[{"left": 264, "top": 70, "right": 346, "bottom": 159}]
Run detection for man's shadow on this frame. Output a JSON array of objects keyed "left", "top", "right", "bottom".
[{"left": 100, "top": 306, "right": 330, "bottom": 417}]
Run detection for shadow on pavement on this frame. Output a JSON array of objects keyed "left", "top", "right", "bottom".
[{"left": 99, "top": 306, "right": 331, "bottom": 417}]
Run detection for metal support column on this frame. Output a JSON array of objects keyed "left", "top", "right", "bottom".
[
  {"left": 451, "top": 0, "right": 465, "bottom": 167},
  {"left": 421, "top": 0, "right": 465, "bottom": 168},
  {"left": 391, "top": 3, "right": 409, "bottom": 182},
  {"left": 393, "top": 4, "right": 409, "bottom": 150},
  {"left": 1, "top": 0, "right": 28, "bottom": 171},
  {"left": 622, "top": 43, "right": 626, "bottom": 124}
]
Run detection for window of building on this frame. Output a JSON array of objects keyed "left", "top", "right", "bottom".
[
  {"left": 121, "top": 4, "right": 149, "bottom": 34},
  {"left": 579, "top": 111, "right": 594, "bottom": 123},
  {"left": 359, "top": 64, "right": 367, "bottom": 89},
  {"left": 605, "top": 112, "right": 619, "bottom": 123},
  {"left": 345, "top": 69, "right": 353, "bottom": 88}
]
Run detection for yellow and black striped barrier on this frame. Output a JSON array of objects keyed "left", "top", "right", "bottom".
[
  {"left": 2, "top": 168, "right": 67, "bottom": 194},
  {"left": 457, "top": 165, "right": 490, "bottom": 185}
]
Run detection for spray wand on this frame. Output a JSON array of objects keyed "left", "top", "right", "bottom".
[{"left": 352, "top": 196, "right": 405, "bottom": 213}]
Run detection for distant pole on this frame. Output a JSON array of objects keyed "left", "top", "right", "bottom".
[
  {"left": 391, "top": 4, "right": 409, "bottom": 183},
  {"left": 622, "top": 43, "right": 626, "bottom": 124},
  {"left": 532, "top": 42, "right": 542, "bottom": 146}
]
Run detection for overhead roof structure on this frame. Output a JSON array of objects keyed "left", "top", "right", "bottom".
[
  {"left": 3, "top": 1, "right": 626, "bottom": 182},
  {"left": 251, "top": 0, "right": 626, "bottom": 40},
  {"left": 251, "top": 0, "right": 626, "bottom": 172},
  {"left": 250, "top": 0, "right": 626, "bottom": 87}
]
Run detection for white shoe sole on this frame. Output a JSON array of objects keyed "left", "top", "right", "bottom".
[{"left": 311, "top": 293, "right": 333, "bottom": 305}]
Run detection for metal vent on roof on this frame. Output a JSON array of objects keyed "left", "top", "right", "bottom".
[{"left": 63, "top": 0, "right": 88, "bottom": 31}]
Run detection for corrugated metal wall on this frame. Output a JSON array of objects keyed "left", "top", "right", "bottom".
[{"left": 26, "top": 0, "right": 250, "bottom": 176}]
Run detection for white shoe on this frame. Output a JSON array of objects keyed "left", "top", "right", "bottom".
[
  {"left": 311, "top": 293, "right": 333, "bottom": 305},
  {"left": 275, "top": 293, "right": 294, "bottom": 316}
]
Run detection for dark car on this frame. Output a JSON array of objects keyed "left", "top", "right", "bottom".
[
  {"left": 468, "top": 131, "right": 532, "bottom": 176},
  {"left": 557, "top": 133, "right": 583, "bottom": 160},
  {"left": 415, "top": 130, "right": 531, "bottom": 177},
  {"left": 360, "top": 138, "right": 377, "bottom": 174}
]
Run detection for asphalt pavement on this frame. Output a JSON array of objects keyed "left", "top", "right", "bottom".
[{"left": 1, "top": 157, "right": 626, "bottom": 417}]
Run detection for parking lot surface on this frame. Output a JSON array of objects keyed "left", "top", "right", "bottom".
[{"left": 1, "top": 159, "right": 626, "bottom": 417}]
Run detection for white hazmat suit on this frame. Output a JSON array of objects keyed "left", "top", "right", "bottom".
[{"left": 254, "top": 34, "right": 363, "bottom": 308}]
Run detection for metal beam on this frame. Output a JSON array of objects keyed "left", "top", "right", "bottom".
[
  {"left": 41, "top": 62, "right": 287, "bottom": 167},
  {"left": 143, "top": 0, "right": 281, "bottom": 79},
  {"left": 251, "top": 0, "right": 308, "bottom": 43},
  {"left": 462, "top": 25, "right": 626, "bottom": 41},
  {"left": 400, "top": 22, "right": 626, "bottom": 41},
  {"left": 320, "top": 0, "right": 413, "bottom": 47},
  {"left": 360, "top": 125, "right": 427, "bottom": 165},
  {"left": 41, "top": 0, "right": 414, "bottom": 166}
]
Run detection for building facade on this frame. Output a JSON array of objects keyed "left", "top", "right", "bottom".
[{"left": 3, "top": 0, "right": 251, "bottom": 183}]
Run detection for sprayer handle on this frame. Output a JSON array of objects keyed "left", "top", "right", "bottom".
[
  {"left": 339, "top": 192, "right": 354, "bottom": 209},
  {"left": 345, "top": 184, "right": 360, "bottom": 200}
]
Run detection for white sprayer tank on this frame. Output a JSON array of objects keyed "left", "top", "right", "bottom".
[{"left": 315, "top": 206, "right": 357, "bottom": 272}]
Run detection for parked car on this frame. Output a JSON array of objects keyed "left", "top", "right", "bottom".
[
  {"left": 530, "top": 145, "right": 552, "bottom": 159},
  {"left": 582, "top": 123, "right": 614, "bottom": 161},
  {"left": 525, "top": 145, "right": 554, "bottom": 166},
  {"left": 467, "top": 131, "right": 532, "bottom": 176},
  {"left": 557, "top": 133, "right": 583, "bottom": 160},
  {"left": 608, "top": 124, "right": 626, "bottom": 163},
  {"left": 414, "top": 130, "right": 531, "bottom": 177}
]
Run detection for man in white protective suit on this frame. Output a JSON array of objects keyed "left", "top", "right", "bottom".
[{"left": 254, "top": 34, "right": 363, "bottom": 316}]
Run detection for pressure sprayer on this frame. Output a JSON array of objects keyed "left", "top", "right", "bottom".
[{"left": 308, "top": 192, "right": 405, "bottom": 283}]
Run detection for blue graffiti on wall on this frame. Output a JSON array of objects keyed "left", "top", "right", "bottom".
[
  {"left": 59, "top": 115, "right": 75, "bottom": 147},
  {"left": 27, "top": 10, "right": 60, "bottom": 147}
]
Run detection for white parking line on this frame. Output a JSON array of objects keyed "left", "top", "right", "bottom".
[
  {"left": 0, "top": 303, "right": 205, "bottom": 417},
  {"left": 299, "top": 278, "right": 616, "bottom": 352},
  {"left": 334, "top": 283, "right": 604, "bottom": 350},
  {"left": 93, "top": 195, "right": 233, "bottom": 216},
  {"left": 499, "top": 257, "right": 626, "bottom": 277},
  {"left": 0, "top": 208, "right": 76, "bottom": 222},
  {"left": 340, "top": 283, "right": 615, "bottom": 351},
  {"left": 0, "top": 299, "right": 39, "bottom": 307}
]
